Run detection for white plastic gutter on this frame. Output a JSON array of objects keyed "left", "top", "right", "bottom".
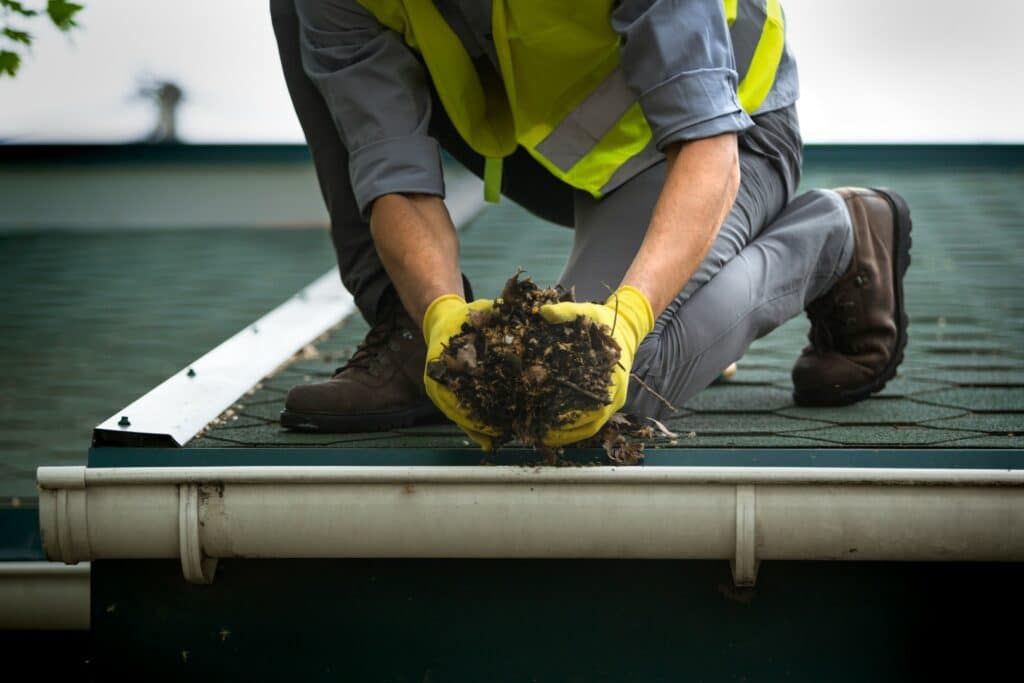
[
  {"left": 0, "top": 562, "right": 90, "bottom": 630},
  {"left": 92, "top": 173, "right": 486, "bottom": 447},
  {"left": 38, "top": 465, "right": 1024, "bottom": 587}
]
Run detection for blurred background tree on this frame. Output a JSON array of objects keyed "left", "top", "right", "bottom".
[{"left": 1, "top": 0, "right": 83, "bottom": 77}]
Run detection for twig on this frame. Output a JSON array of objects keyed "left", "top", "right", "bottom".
[
  {"left": 599, "top": 281, "right": 618, "bottom": 336},
  {"left": 611, "top": 291, "right": 619, "bottom": 337},
  {"left": 630, "top": 372, "right": 679, "bottom": 413},
  {"left": 555, "top": 377, "right": 611, "bottom": 404}
]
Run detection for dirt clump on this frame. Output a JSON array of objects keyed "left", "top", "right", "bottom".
[{"left": 426, "top": 271, "right": 622, "bottom": 451}]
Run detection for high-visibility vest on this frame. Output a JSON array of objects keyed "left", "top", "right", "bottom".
[{"left": 358, "top": 0, "right": 785, "bottom": 202}]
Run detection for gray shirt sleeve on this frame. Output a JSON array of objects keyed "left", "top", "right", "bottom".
[
  {"left": 612, "top": 0, "right": 754, "bottom": 151},
  {"left": 295, "top": 0, "right": 444, "bottom": 216}
]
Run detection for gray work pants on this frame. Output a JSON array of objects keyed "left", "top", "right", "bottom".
[
  {"left": 271, "top": 0, "right": 854, "bottom": 417},
  {"left": 561, "top": 107, "right": 854, "bottom": 416}
]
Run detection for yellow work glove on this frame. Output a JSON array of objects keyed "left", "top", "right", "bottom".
[
  {"left": 538, "top": 285, "right": 655, "bottom": 446},
  {"left": 422, "top": 294, "right": 499, "bottom": 451}
]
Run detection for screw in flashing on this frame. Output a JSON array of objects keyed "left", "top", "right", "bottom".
[
  {"left": 187, "top": 368, "right": 196, "bottom": 378},
  {"left": 118, "top": 416, "right": 131, "bottom": 427}
]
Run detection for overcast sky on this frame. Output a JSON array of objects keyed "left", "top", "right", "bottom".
[{"left": 2, "top": 0, "right": 1021, "bottom": 143}]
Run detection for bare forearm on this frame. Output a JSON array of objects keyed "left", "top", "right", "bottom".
[
  {"left": 621, "top": 133, "right": 740, "bottom": 317},
  {"left": 369, "top": 193, "right": 464, "bottom": 325}
]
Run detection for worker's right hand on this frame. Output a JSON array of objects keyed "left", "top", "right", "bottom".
[
  {"left": 537, "top": 286, "right": 655, "bottom": 446},
  {"left": 422, "top": 294, "right": 499, "bottom": 451}
]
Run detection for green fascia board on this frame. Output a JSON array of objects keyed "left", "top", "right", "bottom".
[
  {"left": 0, "top": 143, "right": 314, "bottom": 166},
  {"left": 3, "top": 143, "right": 1023, "bottom": 168},
  {"left": 88, "top": 446, "right": 1024, "bottom": 470},
  {"left": 89, "top": 558, "right": 1024, "bottom": 680},
  {"left": 801, "top": 143, "right": 1024, "bottom": 168}
]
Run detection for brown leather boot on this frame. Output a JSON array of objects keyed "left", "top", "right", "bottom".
[
  {"left": 791, "top": 187, "right": 912, "bottom": 406},
  {"left": 280, "top": 302, "right": 443, "bottom": 432}
]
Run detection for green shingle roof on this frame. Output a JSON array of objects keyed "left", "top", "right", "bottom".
[{"left": 192, "top": 162, "right": 1024, "bottom": 451}]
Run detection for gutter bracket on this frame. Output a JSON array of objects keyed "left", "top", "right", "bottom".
[
  {"left": 43, "top": 466, "right": 90, "bottom": 565},
  {"left": 178, "top": 484, "right": 217, "bottom": 584},
  {"left": 731, "top": 484, "right": 759, "bottom": 587}
]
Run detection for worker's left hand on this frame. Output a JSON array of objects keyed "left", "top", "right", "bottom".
[{"left": 538, "top": 285, "right": 655, "bottom": 446}]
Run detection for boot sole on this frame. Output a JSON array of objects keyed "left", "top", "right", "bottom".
[
  {"left": 280, "top": 403, "right": 447, "bottom": 433},
  {"left": 793, "top": 188, "right": 913, "bottom": 407}
]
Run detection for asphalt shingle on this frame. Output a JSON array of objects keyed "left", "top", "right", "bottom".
[{"left": 191, "top": 163, "right": 1024, "bottom": 451}]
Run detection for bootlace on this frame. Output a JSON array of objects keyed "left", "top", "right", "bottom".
[{"left": 334, "top": 315, "right": 400, "bottom": 376}]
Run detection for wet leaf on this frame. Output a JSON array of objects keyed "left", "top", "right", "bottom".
[{"left": 646, "top": 417, "right": 678, "bottom": 439}]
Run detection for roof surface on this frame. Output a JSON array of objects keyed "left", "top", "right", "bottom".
[{"left": 191, "top": 160, "right": 1024, "bottom": 451}]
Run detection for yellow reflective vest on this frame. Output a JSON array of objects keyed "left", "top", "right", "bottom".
[{"left": 358, "top": 0, "right": 786, "bottom": 202}]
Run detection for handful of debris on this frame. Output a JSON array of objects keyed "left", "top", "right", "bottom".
[
  {"left": 426, "top": 272, "right": 618, "bottom": 448},
  {"left": 427, "top": 272, "right": 675, "bottom": 462}
]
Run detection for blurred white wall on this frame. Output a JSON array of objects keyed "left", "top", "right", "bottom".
[{"left": 1, "top": 0, "right": 1021, "bottom": 143}]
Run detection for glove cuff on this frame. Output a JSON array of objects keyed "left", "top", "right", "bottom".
[
  {"left": 606, "top": 286, "right": 655, "bottom": 346},
  {"left": 422, "top": 293, "right": 467, "bottom": 341}
]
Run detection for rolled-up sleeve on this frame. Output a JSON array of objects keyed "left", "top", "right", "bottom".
[
  {"left": 295, "top": 0, "right": 443, "bottom": 215},
  {"left": 612, "top": 0, "right": 754, "bottom": 150}
]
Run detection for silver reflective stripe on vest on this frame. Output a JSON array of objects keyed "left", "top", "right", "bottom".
[
  {"left": 521, "top": 0, "right": 779, "bottom": 195},
  {"left": 534, "top": 68, "right": 637, "bottom": 173},
  {"left": 730, "top": 0, "right": 768, "bottom": 84},
  {"left": 599, "top": 140, "right": 663, "bottom": 195}
]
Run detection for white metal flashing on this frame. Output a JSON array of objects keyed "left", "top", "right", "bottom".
[
  {"left": 37, "top": 465, "right": 1024, "bottom": 587},
  {"left": 93, "top": 266, "right": 356, "bottom": 446},
  {"left": 92, "top": 174, "right": 486, "bottom": 447},
  {"left": 0, "top": 562, "right": 90, "bottom": 630}
]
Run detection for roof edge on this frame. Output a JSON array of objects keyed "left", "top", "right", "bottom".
[{"left": 2, "top": 143, "right": 1022, "bottom": 167}]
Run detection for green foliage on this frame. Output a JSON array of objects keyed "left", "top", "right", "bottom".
[
  {"left": 3, "top": 27, "right": 31, "bottom": 43},
  {"left": 1, "top": 1, "right": 39, "bottom": 18},
  {"left": 1, "top": 0, "right": 83, "bottom": 78},
  {"left": 0, "top": 48, "right": 20, "bottom": 76},
  {"left": 45, "top": 0, "right": 81, "bottom": 30}
]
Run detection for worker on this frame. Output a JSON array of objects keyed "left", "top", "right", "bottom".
[{"left": 270, "top": 0, "right": 912, "bottom": 448}]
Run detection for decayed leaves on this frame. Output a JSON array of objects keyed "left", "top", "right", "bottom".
[
  {"left": 578, "top": 413, "right": 679, "bottom": 465},
  {"left": 427, "top": 271, "right": 621, "bottom": 451}
]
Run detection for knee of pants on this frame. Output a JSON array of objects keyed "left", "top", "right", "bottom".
[{"left": 807, "top": 188, "right": 852, "bottom": 235}]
